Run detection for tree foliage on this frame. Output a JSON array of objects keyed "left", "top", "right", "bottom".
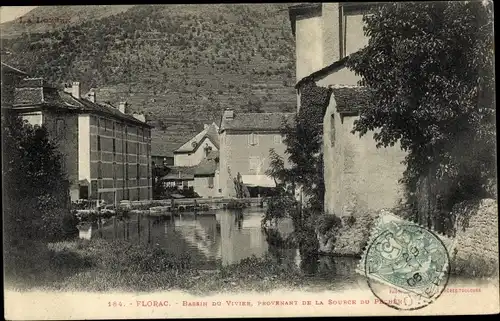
[
  {"left": 2, "top": 112, "right": 76, "bottom": 246},
  {"left": 345, "top": 1, "right": 496, "bottom": 218},
  {"left": 266, "top": 81, "right": 332, "bottom": 213}
]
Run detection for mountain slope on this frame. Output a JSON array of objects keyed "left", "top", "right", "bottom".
[
  {"left": 1, "top": 4, "right": 297, "bottom": 148},
  {"left": 1, "top": 5, "right": 135, "bottom": 38}
]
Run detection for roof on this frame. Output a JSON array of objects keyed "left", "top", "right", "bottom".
[
  {"left": 295, "top": 56, "right": 350, "bottom": 89},
  {"left": 150, "top": 128, "right": 182, "bottom": 158},
  {"left": 220, "top": 112, "right": 295, "bottom": 133},
  {"left": 161, "top": 150, "right": 219, "bottom": 180},
  {"left": 288, "top": 3, "right": 322, "bottom": 36},
  {"left": 194, "top": 150, "right": 219, "bottom": 176},
  {"left": 11, "top": 78, "right": 151, "bottom": 127},
  {"left": 1, "top": 62, "right": 28, "bottom": 76},
  {"left": 332, "top": 86, "right": 373, "bottom": 115},
  {"left": 174, "top": 122, "right": 219, "bottom": 154}
]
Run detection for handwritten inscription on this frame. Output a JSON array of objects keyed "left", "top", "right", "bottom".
[{"left": 17, "top": 16, "right": 71, "bottom": 25}]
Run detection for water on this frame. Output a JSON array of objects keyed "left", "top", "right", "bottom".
[{"left": 97, "top": 207, "right": 360, "bottom": 280}]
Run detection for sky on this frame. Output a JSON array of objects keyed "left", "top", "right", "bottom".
[{"left": 0, "top": 6, "right": 38, "bottom": 23}]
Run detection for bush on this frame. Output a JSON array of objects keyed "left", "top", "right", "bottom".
[{"left": 316, "top": 214, "right": 342, "bottom": 235}]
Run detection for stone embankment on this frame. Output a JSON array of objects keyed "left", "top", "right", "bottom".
[{"left": 317, "top": 198, "right": 499, "bottom": 278}]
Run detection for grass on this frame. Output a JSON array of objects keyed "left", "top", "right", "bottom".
[{"left": 3, "top": 238, "right": 315, "bottom": 294}]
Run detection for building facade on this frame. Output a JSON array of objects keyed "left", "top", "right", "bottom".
[
  {"left": 289, "top": 3, "right": 407, "bottom": 216},
  {"left": 173, "top": 122, "right": 219, "bottom": 167},
  {"left": 10, "top": 77, "right": 153, "bottom": 204},
  {"left": 161, "top": 123, "right": 220, "bottom": 198},
  {"left": 218, "top": 109, "right": 294, "bottom": 197}
]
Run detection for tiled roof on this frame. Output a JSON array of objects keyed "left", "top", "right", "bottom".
[
  {"left": 161, "top": 166, "right": 195, "bottom": 180},
  {"left": 151, "top": 128, "right": 182, "bottom": 158},
  {"left": 220, "top": 112, "right": 295, "bottom": 132},
  {"left": 17, "top": 77, "right": 45, "bottom": 88},
  {"left": 1, "top": 62, "right": 28, "bottom": 75},
  {"left": 332, "top": 87, "right": 373, "bottom": 114},
  {"left": 161, "top": 150, "right": 219, "bottom": 179},
  {"left": 175, "top": 122, "right": 219, "bottom": 153},
  {"left": 295, "top": 56, "right": 350, "bottom": 89},
  {"left": 194, "top": 150, "right": 219, "bottom": 176},
  {"left": 12, "top": 79, "right": 150, "bottom": 127}
]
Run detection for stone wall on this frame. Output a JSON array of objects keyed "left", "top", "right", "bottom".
[{"left": 451, "top": 198, "right": 499, "bottom": 277}]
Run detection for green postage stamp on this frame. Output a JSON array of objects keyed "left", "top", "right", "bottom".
[{"left": 357, "top": 211, "right": 456, "bottom": 310}]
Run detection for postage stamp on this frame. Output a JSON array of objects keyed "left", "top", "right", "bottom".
[{"left": 356, "top": 211, "right": 456, "bottom": 310}]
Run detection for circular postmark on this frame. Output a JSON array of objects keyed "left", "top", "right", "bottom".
[{"left": 364, "top": 223, "right": 451, "bottom": 310}]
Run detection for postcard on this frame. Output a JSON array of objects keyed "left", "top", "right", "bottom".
[{"left": 2, "top": 2, "right": 498, "bottom": 319}]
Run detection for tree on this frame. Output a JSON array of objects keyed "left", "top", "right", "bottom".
[
  {"left": 265, "top": 81, "right": 332, "bottom": 233},
  {"left": 345, "top": 1, "right": 495, "bottom": 230},
  {"left": 2, "top": 112, "right": 75, "bottom": 247}
]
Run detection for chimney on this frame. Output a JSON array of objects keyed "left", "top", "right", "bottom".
[
  {"left": 72, "top": 82, "right": 81, "bottom": 99},
  {"left": 132, "top": 113, "right": 146, "bottom": 123},
  {"left": 87, "top": 91, "right": 96, "bottom": 103},
  {"left": 223, "top": 109, "right": 234, "bottom": 120},
  {"left": 118, "top": 101, "right": 127, "bottom": 114}
]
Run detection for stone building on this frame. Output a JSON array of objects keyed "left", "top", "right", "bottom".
[
  {"left": 173, "top": 122, "right": 219, "bottom": 167},
  {"left": 218, "top": 109, "right": 294, "bottom": 197},
  {"left": 160, "top": 123, "right": 220, "bottom": 198},
  {"left": 289, "top": 3, "right": 407, "bottom": 216},
  {"left": 9, "top": 76, "right": 153, "bottom": 204}
]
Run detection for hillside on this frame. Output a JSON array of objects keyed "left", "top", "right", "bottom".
[
  {"left": 0, "top": 6, "right": 135, "bottom": 38},
  {"left": 1, "top": 4, "right": 298, "bottom": 149}
]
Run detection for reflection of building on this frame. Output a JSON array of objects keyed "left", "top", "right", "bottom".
[
  {"left": 217, "top": 210, "right": 268, "bottom": 266},
  {"left": 173, "top": 214, "right": 221, "bottom": 259},
  {"left": 288, "top": 3, "right": 406, "bottom": 215},
  {"left": 6, "top": 73, "right": 152, "bottom": 203},
  {"left": 218, "top": 109, "right": 295, "bottom": 197}
]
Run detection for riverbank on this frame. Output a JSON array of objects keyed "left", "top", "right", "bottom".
[{"left": 3, "top": 239, "right": 361, "bottom": 295}]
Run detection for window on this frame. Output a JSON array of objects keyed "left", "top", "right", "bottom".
[
  {"left": 137, "top": 141, "right": 140, "bottom": 156},
  {"left": 125, "top": 163, "right": 129, "bottom": 181},
  {"left": 113, "top": 138, "right": 116, "bottom": 155},
  {"left": 330, "top": 114, "right": 336, "bottom": 147},
  {"left": 274, "top": 135, "right": 281, "bottom": 144},
  {"left": 147, "top": 162, "right": 150, "bottom": 179},
  {"left": 56, "top": 118, "right": 65, "bottom": 137},
  {"left": 113, "top": 162, "right": 117, "bottom": 185},
  {"left": 248, "top": 133, "right": 259, "bottom": 146},
  {"left": 112, "top": 122, "right": 116, "bottom": 137},
  {"left": 136, "top": 163, "right": 140, "bottom": 181},
  {"left": 208, "top": 176, "right": 214, "bottom": 189},
  {"left": 249, "top": 156, "right": 260, "bottom": 172},
  {"left": 97, "top": 135, "right": 101, "bottom": 151},
  {"left": 98, "top": 161, "right": 102, "bottom": 179},
  {"left": 137, "top": 188, "right": 141, "bottom": 201}
]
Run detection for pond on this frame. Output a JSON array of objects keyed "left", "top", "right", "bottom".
[{"left": 96, "top": 207, "right": 360, "bottom": 280}]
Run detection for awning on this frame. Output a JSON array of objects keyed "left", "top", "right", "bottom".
[{"left": 241, "top": 175, "right": 276, "bottom": 188}]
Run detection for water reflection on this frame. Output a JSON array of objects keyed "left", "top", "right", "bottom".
[{"left": 99, "top": 208, "right": 359, "bottom": 278}]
